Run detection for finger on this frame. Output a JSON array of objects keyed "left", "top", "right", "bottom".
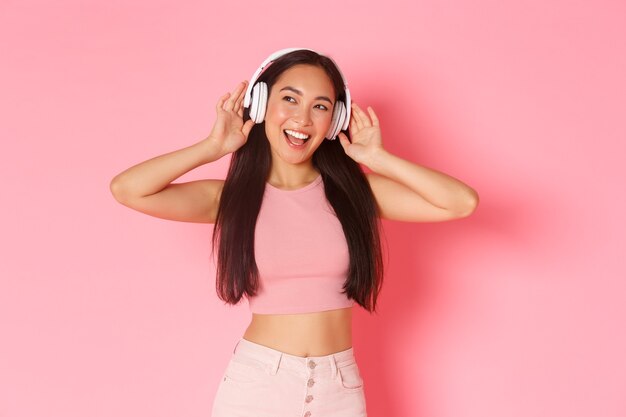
[
  {"left": 367, "top": 106, "right": 378, "bottom": 127},
  {"left": 352, "top": 104, "right": 364, "bottom": 130},
  {"left": 355, "top": 104, "right": 372, "bottom": 128},
  {"left": 349, "top": 116, "right": 357, "bottom": 133},
  {"left": 217, "top": 92, "right": 230, "bottom": 112},
  {"left": 234, "top": 81, "right": 248, "bottom": 109},
  {"left": 233, "top": 95, "right": 244, "bottom": 113},
  {"left": 225, "top": 82, "right": 245, "bottom": 111},
  {"left": 355, "top": 103, "right": 372, "bottom": 127},
  {"left": 242, "top": 119, "right": 255, "bottom": 138},
  {"left": 338, "top": 132, "right": 350, "bottom": 153},
  {"left": 224, "top": 90, "right": 237, "bottom": 112}
]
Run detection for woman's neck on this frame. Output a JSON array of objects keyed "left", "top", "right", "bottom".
[{"left": 266, "top": 162, "right": 320, "bottom": 189}]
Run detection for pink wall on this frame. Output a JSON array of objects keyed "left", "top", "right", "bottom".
[{"left": 1, "top": 1, "right": 624, "bottom": 416}]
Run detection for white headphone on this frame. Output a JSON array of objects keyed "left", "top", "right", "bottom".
[{"left": 243, "top": 47, "right": 351, "bottom": 140}]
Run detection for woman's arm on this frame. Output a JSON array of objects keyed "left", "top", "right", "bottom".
[
  {"left": 109, "top": 139, "right": 227, "bottom": 223},
  {"left": 109, "top": 80, "right": 254, "bottom": 223},
  {"left": 338, "top": 103, "right": 479, "bottom": 222}
]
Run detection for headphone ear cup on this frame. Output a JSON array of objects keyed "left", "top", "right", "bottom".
[
  {"left": 249, "top": 82, "right": 268, "bottom": 123},
  {"left": 326, "top": 100, "right": 347, "bottom": 140}
]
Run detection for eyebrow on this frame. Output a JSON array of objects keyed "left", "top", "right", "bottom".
[{"left": 279, "top": 86, "right": 333, "bottom": 104}]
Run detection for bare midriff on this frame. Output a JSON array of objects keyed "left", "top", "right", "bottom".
[{"left": 242, "top": 307, "right": 353, "bottom": 357}]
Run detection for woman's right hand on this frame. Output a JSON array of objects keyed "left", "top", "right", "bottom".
[{"left": 205, "top": 80, "right": 256, "bottom": 156}]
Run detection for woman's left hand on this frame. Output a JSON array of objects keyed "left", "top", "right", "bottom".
[{"left": 337, "top": 103, "right": 385, "bottom": 166}]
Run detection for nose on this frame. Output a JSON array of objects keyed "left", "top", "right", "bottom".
[{"left": 293, "top": 106, "right": 312, "bottom": 126}]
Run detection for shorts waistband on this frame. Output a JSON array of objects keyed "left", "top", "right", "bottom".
[{"left": 231, "top": 337, "right": 356, "bottom": 378}]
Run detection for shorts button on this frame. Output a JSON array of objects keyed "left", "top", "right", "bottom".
[
  {"left": 308, "top": 361, "right": 316, "bottom": 369},
  {"left": 305, "top": 394, "right": 314, "bottom": 403},
  {"left": 307, "top": 378, "right": 315, "bottom": 387},
  {"left": 304, "top": 412, "right": 311, "bottom": 417}
]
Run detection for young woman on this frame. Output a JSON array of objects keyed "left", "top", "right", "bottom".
[{"left": 110, "top": 48, "right": 478, "bottom": 417}]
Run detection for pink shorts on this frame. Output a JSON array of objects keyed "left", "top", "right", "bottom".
[{"left": 211, "top": 337, "right": 368, "bottom": 417}]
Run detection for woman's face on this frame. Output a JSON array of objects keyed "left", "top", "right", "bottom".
[{"left": 264, "top": 64, "right": 336, "bottom": 167}]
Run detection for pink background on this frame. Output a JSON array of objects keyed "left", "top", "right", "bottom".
[{"left": 1, "top": 1, "right": 625, "bottom": 416}]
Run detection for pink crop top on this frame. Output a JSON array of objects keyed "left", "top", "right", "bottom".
[{"left": 247, "top": 174, "right": 355, "bottom": 314}]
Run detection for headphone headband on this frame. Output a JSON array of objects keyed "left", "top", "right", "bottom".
[{"left": 243, "top": 47, "right": 351, "bottom": 133}]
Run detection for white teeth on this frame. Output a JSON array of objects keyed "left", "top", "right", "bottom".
[{"left": 285, "top": 129, "right": 310, "bottom": 140}]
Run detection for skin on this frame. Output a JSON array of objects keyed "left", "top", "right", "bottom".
[
  {"left": 110, "top": 62, "right": 479, "bottom": 358},
  {"left": 242, "top": 65, "right": 354, "bottom": 356},
  {"left": 262, "top": 64, "right": 336, "bottom": 188}
]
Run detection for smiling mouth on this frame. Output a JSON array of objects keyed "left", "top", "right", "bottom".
[{"left": 283, "top": 130, "right": 310, "bottom": 146}]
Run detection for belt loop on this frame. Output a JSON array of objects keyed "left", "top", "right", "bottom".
[
  {"left": 270, "top": 352, "right": 282, "bottom": 375},
  {"left": 330, "top": 354, "right": 338, "bottom": 379}
]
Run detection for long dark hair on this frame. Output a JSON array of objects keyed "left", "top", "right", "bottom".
[{"left": 211, "top": 49, "right": 385, "bottom": 313}]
